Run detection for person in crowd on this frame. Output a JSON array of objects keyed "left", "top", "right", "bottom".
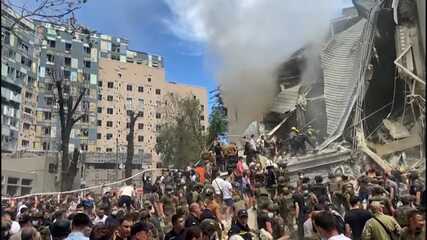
[
  {"left": 184, "top": 203, "right": 201, "bottom": 228},
  {"left": 344, "top": 195, "right": 372, "bottom": 240},
  {"left": 164, "top": 214, "right": 185, "bottom": 240},
  {"left": 399, "top": 209, "right": 425, "bottom": 240},
  {"left": 361, "top": 201, "right": 401, "bottom": 240},
  {"left": 65, "top": 213, "right": 91, "bottom": 240},
  {"left": 112, "top": 215, "right": 133, "bottom": 240},
  {"left": 118, "top": 183, "right": 135, "bottom": 210},
  {"left": 312, "top": 211, "right": 351, "bottom": 240},
  {"left": 228, "top": 209, "right": 252, "bottom": 240}
]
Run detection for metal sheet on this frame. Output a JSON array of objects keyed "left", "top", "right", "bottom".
[
  {"left": 270, "top": 85, "right": 300, "bottom": 113},
  {"left": 321, "top": 19, "right": 367, "bottom": 136}
]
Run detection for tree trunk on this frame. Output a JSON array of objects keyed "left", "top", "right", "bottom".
[{"left": 125, "top": 113, "right": 137, "bottom": 183}]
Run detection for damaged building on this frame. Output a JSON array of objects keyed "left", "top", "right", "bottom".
[{"left": 256, "top": 0, "right": 425, "bottom": 181}]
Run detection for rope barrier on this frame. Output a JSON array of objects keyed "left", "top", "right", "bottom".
[{"left": 1, "top": 168, "right": 176, "bottom": 201}]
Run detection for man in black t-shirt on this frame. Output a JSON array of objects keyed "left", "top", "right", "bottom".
[{"left": 344, "top": 196, "right": 372, "bottom": 240}]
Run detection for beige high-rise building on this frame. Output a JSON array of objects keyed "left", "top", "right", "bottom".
[{"left": 95, "top": 57, "right": 208, "bottom": 163}]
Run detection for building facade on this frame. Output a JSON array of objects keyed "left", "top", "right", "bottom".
[
  {"left": 1, "top": 4, "right": 208, "bottom": 173},
  {"left": 1, "top": 5, "right": 39, "bottom": 153}
]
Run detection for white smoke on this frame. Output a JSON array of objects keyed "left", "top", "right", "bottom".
[{"left": 164, "top": 0, "right": 345, "bottom": 134}]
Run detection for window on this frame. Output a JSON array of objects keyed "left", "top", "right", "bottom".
[
  {"left": 156, "top": 113, "right": 161, "bottom": 119},
  {"left": 106, "top": 148, "right": 113, "bottom": 152},
  {"left": 106, "top": 133, "right": 113, "bottom": 140},
  {"left": 23, "top": 122, "right": 30, "bottom": 129},
  {"left": 83, "top": 72, "right": 90, "bottom": 81},
  {"left": 82, "top": 114, "right": 89, "bottom": 123},
  {"left": 44, "top": 127, "right": 51, "bottom": 135},
  {"left": 44, "top": 111, "right": 52, "bottom": 120},
  {"left": 138, "top": 86, "right": 144, "bottom": 92},
  {"left": 155, "top": 89, "right": 161, "bottom": 95},
  {"left": 127, "top": 85, "right": 132, "bottom": 91},
  {"left": 147, "top": 77, "right": 151, "bottom": 82},
  {"left": 7, "top": 177, "right": 18, "bottom": 184},
  {"left": 97, "top": 107, "right": 102, "bottom": 113},
  {"left": 97, "top": 133, "right": 101, "bottom": 139},
  {"left": 84, "top": 46, "right": 91, "bottom": 54},
  {"left": 96, "top": 147, "right": 101, "bottom": 152},
  {"left": 202, "top": 126, "right": 206, "bottom": 131},
  {"left": 21, "top": 140, "right": 29, "bottom": 147},
  {"left": 63, "top": 70, "right": 70, "bottom": 80},
  {"left": 25, "top": 92, "right": 32, "bottom": 98},
  {"left": 21, "top": 179, "right": 32, "bottom": 186},
  {"left": 127, "top": 110, "right": 133, "bottom": 116},
  {"left": 107, "top": 95, "right": 113, "bottom": 101},
  {"left": 107, "top": 108, "right": 113, "bottom": 114},
  {"left": 80, "top": 144, "right": 88, "bottom": 151},
  {"left": 200, "top": 115, "right": 205, "bottom": 121},
  {"left": 84, "top": 60, "right": 91, "bottom": 68},
  {"left": 107, "top": 121, "right": 113, "bottom": 127},
  {"left": 45, "top": 97, "right": 53, "bottom": 105},
  {"left": 108, "top": 82, "right": 114, "bottom": 88},
  {"left": 64, "top": 57, "right": 71, "bottom": 67},
  {"left": 65, "top": 43, "right": 72, "bottom": 52},
  {"left": 24, "top": 107, "right": 32, "bottom": 114},
  {"left": 47, "top": 83, "right": 53, "bottom": 91},
  {"left": 48, "top": 164, "right": 57, "bottom": 173},
  {"left": 138, "top": 123, "right": 144, "bottom": 129},
  {"left": 193, "top": 96, "right": 197, "bottom": 100},
  {"left": 43, "top": 142, "right": 50, "bottom": 150},
  {"left": 48, "top": 40, "right": 56, "bottom": 48},
  {"left": 138, "top": 136, "right": 144, "bottom": 142},
  {"left": 156, "top": 125, "right": 161, "bottom": 131},
  {"left": 97, "top": 120, "right": 102, "bottom": 126},
  {"left": 98, "top": 94, "right": 102, "bottom": 100},
  {"left": 98, "top": 81, "right": 102, "bottom": 87},
  {"left": 201, "top": 105, "right": 204, "bottom": 111}
]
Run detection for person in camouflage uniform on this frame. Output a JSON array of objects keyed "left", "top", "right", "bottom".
[
  {"left": 327, "top": 173, "right": 344, "bottom": 214},
  {"left": 341, "top": 175, "right": 355, "bottom": 214},
  {"left": 277, "top": 186, "right": 295, "bottom": 237}
]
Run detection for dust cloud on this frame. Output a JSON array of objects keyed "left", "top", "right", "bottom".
[{"left": 164, "top": 0, "right": 343, "bottom": 135}]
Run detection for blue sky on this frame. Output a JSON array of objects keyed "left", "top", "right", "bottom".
[
  {"left": 75, "top": 0, "right": 216, "bottom": 93},
  {"left": 75, "top": 0, "right": 353, "bottom": 110}
]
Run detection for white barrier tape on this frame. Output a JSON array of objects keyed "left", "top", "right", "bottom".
[{"left": 1, "top": 168, "right": 176, "bottom": 201}]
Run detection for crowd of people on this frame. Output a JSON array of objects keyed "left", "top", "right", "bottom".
[{"left": 1, "top": 135, "right": 426, "bottom": 240}]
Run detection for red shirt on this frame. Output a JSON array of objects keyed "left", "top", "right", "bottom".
[{"left": 195, "top": 166, "right": 206, "bottom": 184}]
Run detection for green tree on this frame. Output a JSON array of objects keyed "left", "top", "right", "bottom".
[
  {"left": 207, "top": 87, "right": 228, "bottom": 144},
  {"left": 156, "top": 96, "right": 205, "bottom": 168}
]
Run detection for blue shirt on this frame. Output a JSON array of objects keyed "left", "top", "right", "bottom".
[{"left": 65, "top": 231, "right": 89, "bottom": 240}]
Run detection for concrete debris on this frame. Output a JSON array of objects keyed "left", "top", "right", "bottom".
[
  {"left": 373, "top": 134, "right": 421, "bottom": 157},
  {"left": 383, "top": 119, "right": 411, "bottom": 139}
]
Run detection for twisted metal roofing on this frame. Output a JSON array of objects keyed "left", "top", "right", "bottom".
[
  {"left": 270, "top": 85, "right": 300, "bottom": 114},
  {"left": 321, "top": 19, "right": 367, "bottom": 136}
]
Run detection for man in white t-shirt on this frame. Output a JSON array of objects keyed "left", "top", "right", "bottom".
[
  {"left": 212, "top": 172, "right": 234, "bottom": 220},
  {"left": 118, "top": 182, "right": 135, "bottom": 209}
]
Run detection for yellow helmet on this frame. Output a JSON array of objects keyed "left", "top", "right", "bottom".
[{"left": 291, "top": 127, "right": 299, "bottom": 133}]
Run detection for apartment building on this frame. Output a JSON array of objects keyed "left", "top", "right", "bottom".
[
  {"left": 95, "top": 50, "right": 208, "bottom": 162},
  {"left": 1, "top": 5, "right": 39, "bottom": 153},
  {"left": 1, "top": 5, "right": 208, "bottom": 169}
]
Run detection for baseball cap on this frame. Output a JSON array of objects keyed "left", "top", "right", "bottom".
[{"left": 237, "top": 209, "right": 248, "bottom": 218}]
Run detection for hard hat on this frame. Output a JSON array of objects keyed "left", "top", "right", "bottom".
[{"left": 291, "top": 127, "right": 299, "bottom": 133}]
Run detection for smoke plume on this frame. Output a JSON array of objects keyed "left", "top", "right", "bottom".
[{"left": 164, "top": 0, "right": 343, "bottom": 135}]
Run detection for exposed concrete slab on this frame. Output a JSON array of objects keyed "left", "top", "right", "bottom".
[
  {"left": 373, "top": 134, "right": 421, "bottom": 156},
  {"left": 383, "top": 119, "right": 411, "bottom": 139}
]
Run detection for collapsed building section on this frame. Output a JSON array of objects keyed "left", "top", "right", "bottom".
[{"left": 254, "top": 0, "right": 425, "bottom": 179}]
